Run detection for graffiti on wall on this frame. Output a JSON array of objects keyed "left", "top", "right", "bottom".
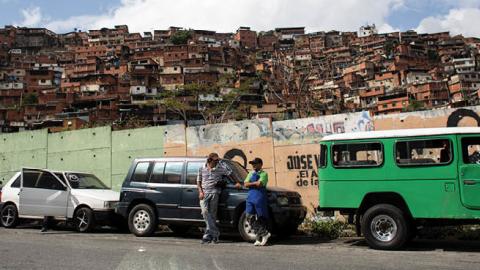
[
  {"left": 186, "top": 119, "right": 271, "bottom": 149},
  {"left": 447, "top": 108, "right": 480, "bottom": 127},
  {"left": 272, "top": 111, "right": 373, "bottom": 145},
  {"left": 223, "top": 148, "right": 248, "bottom": 167},
  {"left": 287, "top": 154, "right": 321, "bottom": 187}
]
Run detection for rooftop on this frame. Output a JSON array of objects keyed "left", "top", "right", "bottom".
[{"left": 321, "top": 127, "right": 480, "bottom": 141}]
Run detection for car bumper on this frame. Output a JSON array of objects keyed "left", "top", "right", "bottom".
[
  {"left": 272, "top": 205, "right": 307, "bottom": 226},
  {"left": 93, "top": 209, "right": 117, "bottom": 224},
  {"left": 115, "top": 202, "right": 129, "bottom": 218}
]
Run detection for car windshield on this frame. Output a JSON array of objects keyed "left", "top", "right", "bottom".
[
  {"left": 65, "top": 173, "right": 108, "bottom": 189},
  {"left": 220, "top": 160, "right": 248, "bottom": 183}
]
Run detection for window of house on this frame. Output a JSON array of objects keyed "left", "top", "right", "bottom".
[
  {"left": 163, "top": 162, "right": 183, "bottom": 184},
  {"left": 461, "top": 137, "right": 480, "bottom": 164},
  {"left": 332, "top": 143, "right": 383, "bottom": 168},
  {"left": 186, "top": 162, "right": 204, "bottom": 185},
  {"left": 131, "top": 162, "right": 150, "bottom": 182},
  {"left": 395, "top": 139, "right": 452, "bottom": 166}
]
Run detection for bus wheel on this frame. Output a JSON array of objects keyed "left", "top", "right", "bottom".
[{"left": 362, "top": 204, "right": 410, "bottom": 250}]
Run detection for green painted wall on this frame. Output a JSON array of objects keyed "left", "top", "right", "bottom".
[
  {"left": 0, "top": 126, "right": 169, "bottom": 190},
  {"left": 0, "top": 129, "right": 48, "bottom": 184},
  {"left": 47, "top": 126, "right": 112, "bottom": 187},
  {"left": 111, "top": 126, "right": 166, "bottom": 190}
]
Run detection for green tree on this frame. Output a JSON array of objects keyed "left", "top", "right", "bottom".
[
  {"left": 170, "top": 30, "right": 192, "bottom": 45},
  {"left": 23, "top": 93, "right": 38, "bottom": 105}
]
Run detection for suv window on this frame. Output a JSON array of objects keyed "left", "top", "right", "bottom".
[
  {"left": 186, "top": 162, "right": 204, "bottom": 185},
  {"left": 132, "top": 162, "right": 151, "bottom": 182},
  {"left": 320, "top": 145, "right": 328, "bottom": 168},
  {"left": 164, "top": 162, "right": 183, "bottom": 184},
  {"left": 36, "top": 172, "right": 65, "bottom": 190},
  {"left": 396, "top": 139, "right": 452, "bottom": 166},
  {"left": 332, "top": 143, "right": 383, "bottom": 168},
  {"left": 461, "top": 137, "right": 480, "bottom": 164},
  {"left": 11, "top": 175, "right": 21, "bottom": 188},
  {"left": 22, "top": 171, "right": 41, "bottom": 188},
  {"left": 150, "top": 162, "right": 166, "bottom": 183}
]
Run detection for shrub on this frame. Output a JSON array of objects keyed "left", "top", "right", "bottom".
[{"left": 301, "top": 214, "right": 347, "bottom": 240}]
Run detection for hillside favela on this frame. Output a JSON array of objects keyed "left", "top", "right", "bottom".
[{"left": 1, "top": 24, "right": 479, "bottom": 132}]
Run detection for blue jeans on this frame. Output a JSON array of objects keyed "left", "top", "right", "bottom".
[{"left": 200, "top": 193, "right": 220, "bottom": 239}]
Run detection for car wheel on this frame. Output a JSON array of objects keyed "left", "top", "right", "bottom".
[
  {"left": 1, "top": 204, "right": 19, "bottom": 228},
  {"left": 238, "top": 211, "right": 257, "bottom": 242},
  {"left": 74, "top": 207, "right": 95, "bottom": 233},
  {"left": 169, "top": 224, "right": 191, "bottom": 235},
  {"left": 128, "top": 204, "right": 157, "bottom": 237},
  {"left": 362, "top": 204, "right": 410, "bottom": 250}
]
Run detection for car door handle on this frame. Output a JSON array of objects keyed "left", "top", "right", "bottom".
[
  {"left": 464, "top": 180, "right": 477, "bottom": 186},
  {"left": 185, "top": 189, "right": 194, "bottom": 193}
]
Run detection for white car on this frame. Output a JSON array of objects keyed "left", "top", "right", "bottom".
[{"left": 0, "top": 168, "right": 120, "bottom": 232}]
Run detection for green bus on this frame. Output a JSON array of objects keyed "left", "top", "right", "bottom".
[{"left": 318, "top": 127, "right": 480, "bottom": 250}]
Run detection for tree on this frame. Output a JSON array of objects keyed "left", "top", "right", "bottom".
[
  {"left": 170, "top": 30, "right": 192, "bottom": 45},
  {"left": 23, "top": 93, "right": 38, "bottom": 105}
]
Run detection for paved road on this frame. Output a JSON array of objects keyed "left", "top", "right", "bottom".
[{"left": 0, "top": 226, "right": 479, "bottom": 270}]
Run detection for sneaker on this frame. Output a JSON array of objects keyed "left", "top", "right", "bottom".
[
  {"left": 260, "top": 232, "right": 271, "bottom": 246},
  {"left": 254, "top": 240, "right": 261, "bottom": 246},
  {"left": 201, "top": 236, "right": 212, "bottom": 244},
  {"left": 212, "top": 237, "right": 219, "bottom": 244},
  {"left": 41, "top": 227, "right": 48, "bottom": 232}
]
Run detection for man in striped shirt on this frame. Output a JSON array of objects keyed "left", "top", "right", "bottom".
[{"left": 197, "top": 153, "right": 233, "bottom": 244}]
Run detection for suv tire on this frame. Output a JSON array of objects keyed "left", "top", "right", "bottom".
[
  {"left": 74, "top": 207, "right": 95, "bottom": 233},
  {"left": 1, "top": 204, "right": 19, "bottom": 228},
  {"left": 362, "top": 204, "right": 410, "bottom": 250},
  {"left": 128, "top": 204, "right": 157, "bottom": 237},
  {"left": 238, "top": 211, "right": 257, "bottom": 242}
]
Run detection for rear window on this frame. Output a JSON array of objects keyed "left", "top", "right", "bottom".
[
  {"left": 149, "top": 162, "right": 166, "bottom": 183},
  {"left": 132, "top": 162, "right": 151, "bottom": 182},
  {"left": 332, "top": 142, "right": 383, "bottom": 168},
  {"left": 395, "top": 139, "right": 452, "bottom": 166},
  {"left": 11, "top": 175, "right": 21, "bottom": 188}
]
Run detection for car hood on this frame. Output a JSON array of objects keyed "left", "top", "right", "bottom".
[{"left": 71, "top": 189, "right": 120, "bottom": 201}]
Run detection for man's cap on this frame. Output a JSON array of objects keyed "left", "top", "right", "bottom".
[{"left": 249, "top": 158, "right": 263, "bottom": 165}]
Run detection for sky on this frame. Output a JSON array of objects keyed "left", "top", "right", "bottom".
[{"left": 1, "top": 0, "right": 480, "bottom": 37}]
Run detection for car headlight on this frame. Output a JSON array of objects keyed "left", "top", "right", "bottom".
[
  {"left": 104, "top": 201, "right": 118, "bottom": 209},
  {"left": 277, "top": 196, "right": 289, "bottom": 206}
]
